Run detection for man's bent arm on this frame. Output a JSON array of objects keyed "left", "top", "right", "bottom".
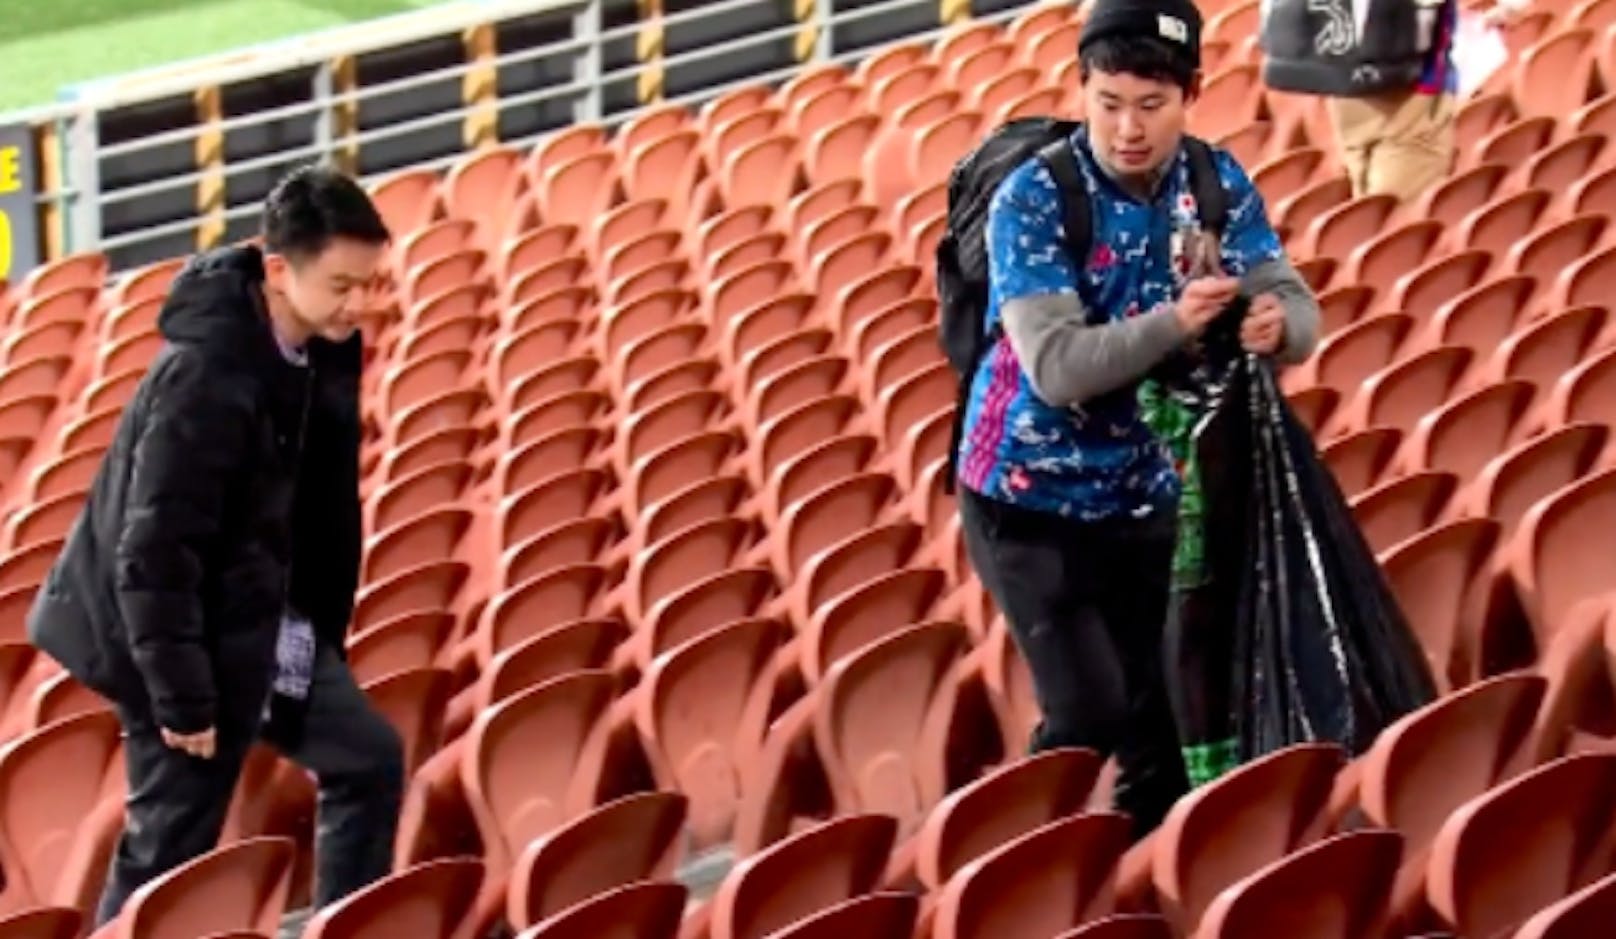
[
  {"left": 1244, "top": 255, "right": 1321, "bottom": 364},
  {"left": 985, "top": 158, "right": 1192, "bottom": 410},
  {"left": 1002, "top": 294, "right": 1188, "bottom": 407},
  {"left": 115, "top": 351, "right": 251, "bottom": 733},
  {"left": 1214, "top": 148, "right": 1322, "bottom": 366}
]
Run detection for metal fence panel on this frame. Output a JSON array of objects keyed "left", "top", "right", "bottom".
[{"left": 6, "top": 0, "right": 1051, "bottom": 273}]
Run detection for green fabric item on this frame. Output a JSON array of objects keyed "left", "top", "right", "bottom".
[
  {"left": 1182, "top": 738, "right": 1240, "bottom": 788},
  {"left": 1140, "top": 379, "right": 1207, "bottom": 590}
]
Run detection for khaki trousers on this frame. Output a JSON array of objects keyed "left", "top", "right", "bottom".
[{"left": 1329, "top": 90, "right": 1458, "bottom": 201}]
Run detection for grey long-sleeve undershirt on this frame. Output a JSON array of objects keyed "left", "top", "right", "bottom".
[{"left": 1001, "top": 255, "right": 1321, "bottom": 409}]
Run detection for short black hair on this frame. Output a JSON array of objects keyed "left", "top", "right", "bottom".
[
  {"left": 263, "top": 165, "right": 391, "bottom": 260},
  {"left": 1079, "top": 34, "right": 1198, "bottom": 93}
]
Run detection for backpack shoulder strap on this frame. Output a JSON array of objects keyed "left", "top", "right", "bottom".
[
  {"left": 1036, "top": 137, "right": 1092, "bottom": 270},
  {"left": 942, "top": 134, "right": 1089, "bottom": 497},
  {"left": 1182, "top": 135, "right": 1228, "bottom": 236}
]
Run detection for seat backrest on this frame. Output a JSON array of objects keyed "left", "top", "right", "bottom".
[
  {"left": 1314, "top": 313, "right": 1411, "bottom": 397},
  {"left": 1054, "top": 915, "right": 1173, "bottom": 939},
  {"left": 805, "top": 566, "right": 949, "bottom": 683},
  {"left": 1195, "top": 831, "right": 1403, "bottom": 939},
  {"left": 1512, "top": 869, "right": 1616, "bottom": 939},
  {"left": 1378, "top": 518, "right": 1502, "bottom": 691},
  {"left": 1309, "top": 194, "right": 1398, "bottom": 259},
  {"left": 483, "top": 564, "right": 613, "bottom": 654},
  {"left": 0, "top": 710, "right": 123, "bottom": 911},
  {"left": 1433, "top": 275, "right": 1534, "bottom": 355},
  {"left": 1349, "top": 471, "right": 1458, "bottom": 555},
  {"left": 499, "top": 468, "right": 614, "bottom": 548},
  {"left": 0, "top": 907, "right": 84, "bottom": 939},
  {"left": 0, "top": 541, "right": 64, "bottom": 595},
  {"left": 1319, "top": 428, "right": 1403, "bottom": 499},
  {"left": 481, "top": 619, "right": 627, "bottom": 708},
  {"left": 812, "top": 620, "right": 967, "bottom": 829},
  {"left": 1358, "top": 673, "right": 1546, "bottom": 852},
  {"left": 630, "top": 514, "right": 756, "bottom": 618},
  {"left": 932, "top": 812, "right": 1133, "bottom": 939},
  {"left": 709, "top": 814, "right": 898, "bottom": 939},
  {"left": 1495, "top": 306, "right": 1607, "bottom": 397},
  {"left": 1398, "top": 379, "right": 1533, "bottom": 481},
  {"left": 637, "top": 619, "right": 784, "bottom": 849},
  {"left": 1511, "top": 466, "right": 1616, "bottom": 643},
  {"left": 636, "top": 475, "right": 752, "bottom": 553},
  {"left": 1554, "top": 344, "right": 1616, "bottom": 429},
  {"left": 1363, "top": 346, "right": 1473, "bottom": 433},
  {"left": 345, "top": 610, "right": 454, "bottom": 686},
  {"left": 358, "top": 667, "right": 451, "bottom": 777},
  {"left": 1152, "top": 743, "right": 1346, "bottom": 933},
  {"left": 765, "top": 434, "right": 878, "bottom": 526},
  {"left": 368, "top": 460, "right": 474, "bottom": 535},
  {"left": 1527, "top": 596, "right": 1615, "bottom": 764},
  {"left": 364, "top": 507, "right": 473, "bottom": 583},
  {"left": 1427, "top": 753, "right": 1616, "bottom": 938},
  {"left": 1473, "top": 423, "right": 1608, "bottom": 537},
  {"left": 634, "top": 540, "right": 770, "bottom": 640},
  {"left": 462, "top": 671, "right": 618, "bottom": 875},
  {"left": 117, "top": 837, "right": 294, "bottom": 939},
  {"left": 766, "top": 893, "right": 919, "bottom": 939},
  {"left": 795, "top": 521, "right": 925, "bottom": 626},
  {"left": 351, "top": 560, "right": 470, "bottom": 634},
  {"left": 508, "top": 792, "right": 688, "bottom": 931},
  {"left": 302, "top": 858, "right": 484, "bottom": 939},
  {"left": 516, "top": 881, "right": 687, "bottom": 939},
  {"left": 1352, "top": 220, "right": 1443, "bottom": 287},
  {"left": 630, "top": 429, "right": 743, "bottom": 518}
]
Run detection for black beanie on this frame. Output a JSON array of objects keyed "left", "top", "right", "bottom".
[{"left": 1079, "top": 0, "right": 1204, "bottom": 70}]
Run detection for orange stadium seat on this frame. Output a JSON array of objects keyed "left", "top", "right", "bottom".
[{"left": 7, "top": 1, "right": 1616, "bottom": 933}]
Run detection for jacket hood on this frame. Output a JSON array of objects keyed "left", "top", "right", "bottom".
[
  {"left": 158, "top": 245, "right": 275, "bottom": 354},
  {"left": 157, "top": 244, "right": 361, "bottom": 376}
]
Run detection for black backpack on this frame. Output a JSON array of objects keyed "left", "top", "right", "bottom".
[
  {"left": 1260, "top": 0, "right": 1438, "bottom": 96},
  {"left": 935, "top": 117, "right": 1229, "bottom": 492}
]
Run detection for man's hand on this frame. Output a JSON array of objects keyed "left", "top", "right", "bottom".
[
  {"left": 161, "top": 726, "right": 217, "bottom": 759},
  {"left": 1174, "top": 276, "right": 1241, "bottom": 337},
  {"left": 1241, "top": 293, "right": 1287, "bottom": 355}
]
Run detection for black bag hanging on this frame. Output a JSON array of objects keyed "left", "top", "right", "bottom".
[
  {"left": 1219, "top": 356, "right": 1438, "bottom": 760},
  {"left": 1221, "top": 355, "right": 1441, "bottom": 756}
]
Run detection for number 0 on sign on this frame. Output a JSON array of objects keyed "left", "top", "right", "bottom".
[{"left": 0, "top": 209, "right": 11, "bottom": 278}]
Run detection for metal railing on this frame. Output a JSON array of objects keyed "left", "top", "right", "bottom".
[{"left": 4, "top": 0, "right": 1049, "bottom": 275}]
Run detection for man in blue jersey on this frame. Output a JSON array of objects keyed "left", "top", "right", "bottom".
[{"left": 955, "top": 0, "right": 1320, "bottom": 837}]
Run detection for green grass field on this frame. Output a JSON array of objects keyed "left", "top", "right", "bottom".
[{"left": 1, "top": 0, "right": 452, "bottom": 111}]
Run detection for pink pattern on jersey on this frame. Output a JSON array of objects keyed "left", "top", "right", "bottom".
[{"left": 960, "top": 337, "right": 1022, "bottom": 491}]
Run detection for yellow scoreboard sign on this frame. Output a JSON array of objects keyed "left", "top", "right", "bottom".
[{"left": 0, "top": 123, "right": 41, "bottom": 282}]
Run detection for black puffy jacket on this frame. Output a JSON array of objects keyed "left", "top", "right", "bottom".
[{"left": 27, "top": 246, "right": 363, "bottom": 736}]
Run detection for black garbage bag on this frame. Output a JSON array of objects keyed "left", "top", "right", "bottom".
[{"left": 1204, "top": 355, "right": 1438, "bottom": 760}]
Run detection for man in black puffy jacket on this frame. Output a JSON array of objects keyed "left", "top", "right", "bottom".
[{"left": 27, "top": 166, "right": 402, "bottom": 924}]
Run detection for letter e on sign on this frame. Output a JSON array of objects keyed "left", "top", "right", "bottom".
[
  {"left": 0, "top": 146, "right": 19, "bottom": 195},
  {"left": 0, "top": 143, "right": 16, "bottom": 275}
]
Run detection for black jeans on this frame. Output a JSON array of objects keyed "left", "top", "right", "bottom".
[
  {"left": 959, "top": 488, "right": 1188, "bottom": 839},
  {"left": 95, "top": 645, "right": 405, "bottom": 925}
]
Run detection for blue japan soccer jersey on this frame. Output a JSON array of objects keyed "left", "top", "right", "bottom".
[{"left": 956, "top": 126, "right": 1286, "bottom": 521}]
